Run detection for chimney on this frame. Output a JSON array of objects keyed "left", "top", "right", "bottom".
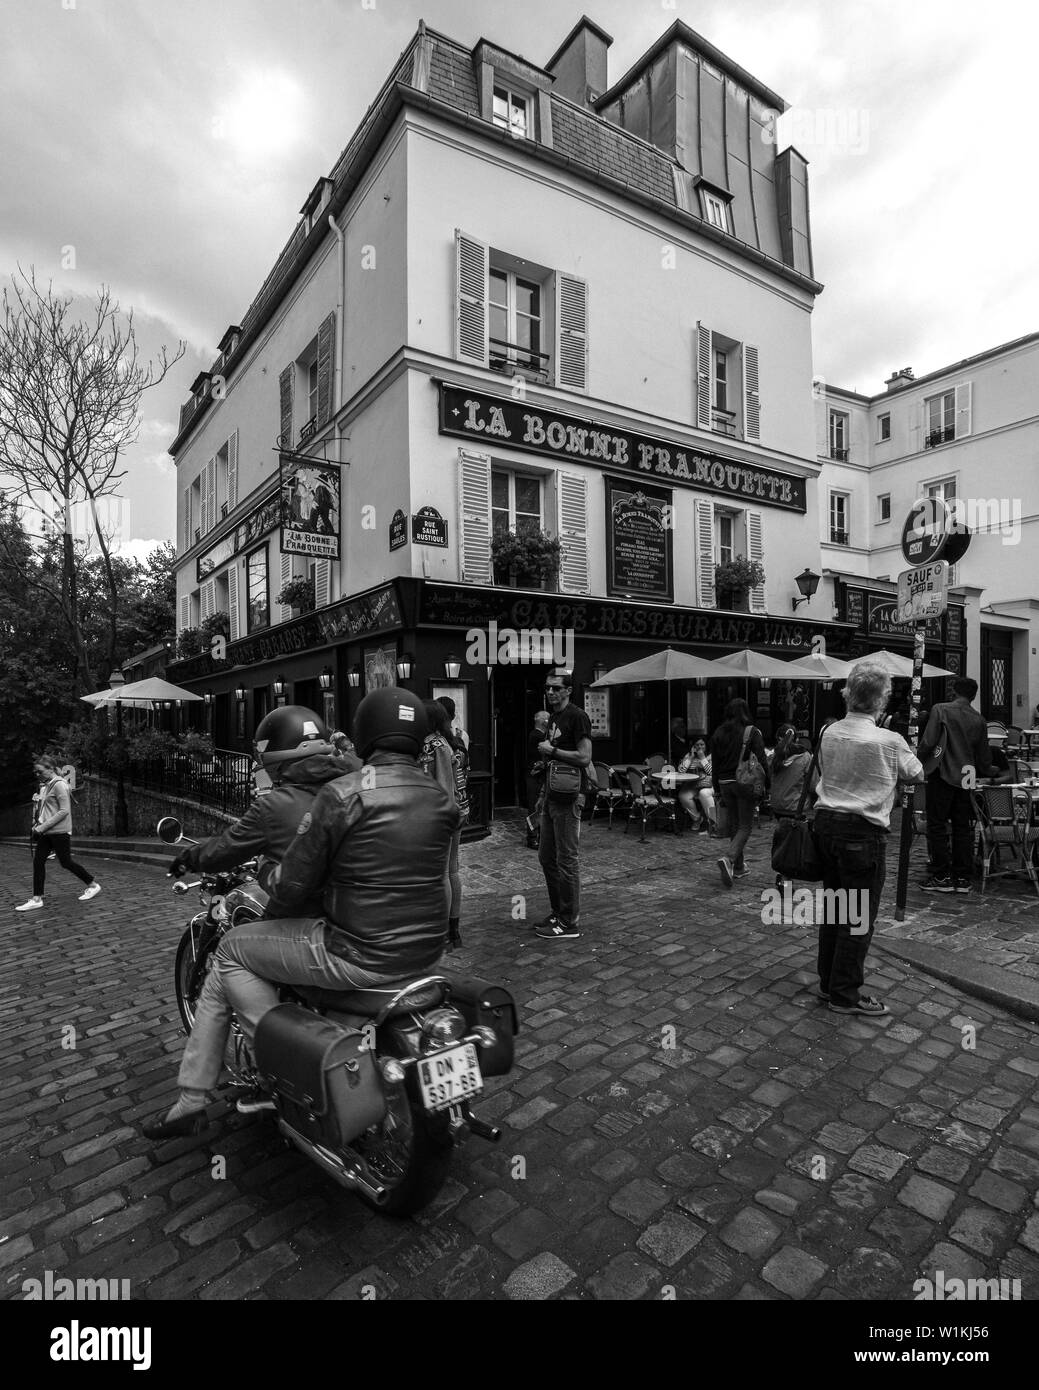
[
  {"left": 884, "top": 367, "right": 915, "bottom": 392},
  {"left": 545, "top": 15, "right": 613, "bottom": 108}
]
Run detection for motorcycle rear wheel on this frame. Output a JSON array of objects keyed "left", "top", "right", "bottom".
[{"left": 353, "top": 1081, "right": 453, "bottom": 1217}]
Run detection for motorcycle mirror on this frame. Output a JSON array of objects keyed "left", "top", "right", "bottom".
[{"left": 157, "top": 816, "right": 184, "bottom": 844}]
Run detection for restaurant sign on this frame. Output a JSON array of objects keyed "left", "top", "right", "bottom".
[
  {"left": 438, "top": 384, "right": 807, "bottom": 513},
  {"left": 868, "top": 597, "right": 942, "bottom": 641},
  {"left": 280, "top": 456, "right": 341, "bottom": 559},
  {"left": 605, "top": 479, "right": 673, "bottom": 601}
]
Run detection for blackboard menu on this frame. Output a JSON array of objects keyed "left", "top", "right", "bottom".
[{"left": 605, "top": 478, "right": 673, "bottom": 601}]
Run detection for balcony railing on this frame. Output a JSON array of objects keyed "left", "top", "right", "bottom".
[
  {"left": 829, "top": 445, "right": 849, "bottom": 462},
  {"left": 489, "top": 338, "right": 550, "bottom": 379},
  {"left": 299, "top": 415, "right": 318, "bottom": 444},
  {"left": 829, "top": 528, "right": 850, "bottom": 546},
  {"left": 925, "top": 427, "right": 954, "bottom": 449},
  {"left": 711, "top": 408, "right": 737, "bottom": 438}
]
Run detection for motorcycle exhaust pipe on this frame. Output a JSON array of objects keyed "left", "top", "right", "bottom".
[{"left": 276, "top": 1120, "right": 389, "bottom": 1205}]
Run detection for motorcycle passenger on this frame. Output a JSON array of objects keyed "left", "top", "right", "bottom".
[
  {"left": 143, "top": 689, "right": 460, "bottom": 1140},
  {"left": 167, "top": 705, "right": 359, "bottom": 914}
]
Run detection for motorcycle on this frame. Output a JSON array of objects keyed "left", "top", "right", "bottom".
[{"left": 156, "top": 816, "right": 517, "bottom": 1216}]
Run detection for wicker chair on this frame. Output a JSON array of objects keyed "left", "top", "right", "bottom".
[
  {"left": 623, "top": 768, "right": 678, "bottom": 842},
  {"left": 970, "top": 785, "right": 1039, "bottom": 896},
  {"left": 589, "top": 761, "right": 627, "bottom": 829}
]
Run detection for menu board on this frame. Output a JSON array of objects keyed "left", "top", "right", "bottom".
[{"left": 604, "top": 478, "right": 673, "bottom": 602}]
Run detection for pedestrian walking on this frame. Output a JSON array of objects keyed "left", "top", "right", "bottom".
[
  {"left": 421, "top": 699, "right": 468, "bottom": 947},
  {"left": 918, "top": 675, "right": 998, "bottom": 893},
  {"left": 769, "top": 724, "right": 817, "bottom": 817},
  {"left": 812, "top": 661, "right": 923, "bottom": 1016},
  {"left": 711, "top": 699, "right": 769, "bottom": 887},
  {"left": 17, "top": 755, "right": 100, "bottom": 911},
  {"left": 535, "top": 669, "right": 592, "bottom": 940}
]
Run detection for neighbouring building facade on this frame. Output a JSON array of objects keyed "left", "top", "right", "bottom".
[
  {"left": 169, "top": 16, "right": 856, "bottom": 812},
  {"left": 816, "top": 332, "right": 1039, "bottom": 726}
]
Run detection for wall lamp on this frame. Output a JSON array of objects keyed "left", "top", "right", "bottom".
[
  {"left": 396, "top": 654, "right": 414, "bottom": 681},
  {"left": 234, "top": 685, "right": 247, "bottom": 703},
  {"left": 272, "top": 676, "right": 286, "bottom": 698},
  {"left": 592, "top": 661, "right": 608, "bottom": 683},
  {"left": 791, "top": 568, "right": 821, "bottom": 612},
  {"left": 318, "top": 666, "right": 334, "bottom": 691},
  {"left": 444, "top": 655, "right": 462, "bottom": 679},
  {"left": 203, "top": 689, "right": 214, "bottom": 706},
  {"left": 346, "top": 666, "right": 361, "bottom": 688}
]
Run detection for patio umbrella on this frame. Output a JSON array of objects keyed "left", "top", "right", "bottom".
[
  {"left": 854, "top": 649, "right": 954, "bottom": 679},
  {"left": 84, "top": 677, "right": 204, "bottom": 706},
  {"left": 590, "top": 648, "right": 720, "bottom": 747},
  {"left": 782, "top": 652, "right": 855, "bottom": 680},
  {"left": 707, "top": 649, "right": 807, "bottom": 680}
]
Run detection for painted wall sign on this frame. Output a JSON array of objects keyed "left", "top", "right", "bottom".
[
  {"left": 583, "top": 689, "right": 611, "bottom": 738},
  {"left": 279, "top": 457, "right": 341, "bottom": 559},
  {"left": 604, "top": 478, "right": 674, "bottom": 601},
  {"left": 412, "top": 506, "right": 448, "bottom": 547},
  {"left": 389, "top": 509, "right": 408, "bottom": 551},
  {"left": 438, "top": 383, "right": 807, "bottom": 513},
  {"left": 868, "top": 597, "right": 943, "bottom": 641}
]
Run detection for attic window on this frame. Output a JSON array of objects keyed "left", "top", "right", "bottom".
[
  {"left": 700, "top": 188, "right": 732, "bottom": 233},
  {"left": 492, "top": 83, "right": 532, "bottom": 139}
]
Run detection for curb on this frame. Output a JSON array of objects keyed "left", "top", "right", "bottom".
[{"left": 874, "top": 934, "right": 1039, "bottom": 1024}]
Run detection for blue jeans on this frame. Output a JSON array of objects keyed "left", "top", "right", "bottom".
[
  {"left": 813, "top": 809, "right": 887, "bottom": 1008},
  {"left": 718, "top": 781, "right": 755, "bottom": 870},
  {"left": 178, "top": 918, "right": 417, "bottom": 1094},
  {"left": 539, "top": 794, "right": 584, "bottom": 926}
]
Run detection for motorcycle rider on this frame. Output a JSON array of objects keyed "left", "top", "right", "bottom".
[
  {"left": 143, "top": 688, "right": 460, "bottom": 1140},
  {"left": 167, "top": 705, "right": 359, "bottom": 915}
]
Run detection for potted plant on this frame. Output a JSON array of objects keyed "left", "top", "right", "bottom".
[
  {"left": 714, "top": 557, "right": 766, "bottom": 611},
  {"left": 201, "top": 611, "right": 230, "bottom": 638},
  {"left": 176, "top": 626, "right": 203, "bottom": 659},
  {"left": 490, "top": 528, "right": 563, "bottom": 588},
  {"left": 275, "top": 576, "right": 316, "bottom": 614}
]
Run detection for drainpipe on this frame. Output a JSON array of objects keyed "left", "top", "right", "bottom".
[{"left": 328, "top": 213, "right": 345, "bottom": 419}]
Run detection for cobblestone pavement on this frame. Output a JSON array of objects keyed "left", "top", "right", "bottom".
[{"left": 3, "top": 821, "right": 1039, "bottom": 1303}]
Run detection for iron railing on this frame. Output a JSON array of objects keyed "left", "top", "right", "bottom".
[
  {"left": 126, "top": 748, "right": 253, "bottom": 816},
  {"left": 925, "top": 427, "right": 954, "bottom": 449}
]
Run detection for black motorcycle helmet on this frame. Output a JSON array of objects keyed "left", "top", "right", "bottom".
[
  {"left": 253, "top": 705, "right": 334, "bottom": 768},
  {"left": 352, "top": 688, "right": 428, "bottom": 759}
]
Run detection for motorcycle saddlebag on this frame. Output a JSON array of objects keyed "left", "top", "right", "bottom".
[
  {"left": 445, "top": 977, "right": 518, "bottom": 1077},
  {"left": 253, "top": 1003, "right": 386, "bottom": 1147}
]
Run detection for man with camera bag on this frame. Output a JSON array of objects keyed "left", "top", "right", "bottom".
[{"left": 535, "top": 671, "right": 592, "bottom": 940}]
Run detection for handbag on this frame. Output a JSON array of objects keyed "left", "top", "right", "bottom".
[
  {"left": 770, "top": 732, "right": 823, "bottom": 881},
  {"left": 735, "top": 726, "right": 766, "bottom": 801},
  {"left": 546, "top": 760, "right": 582, "bottom": 800}
]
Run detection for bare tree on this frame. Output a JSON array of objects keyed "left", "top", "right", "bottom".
[{"left": 0, "top": 266, "right": 185, "bottom": 692}]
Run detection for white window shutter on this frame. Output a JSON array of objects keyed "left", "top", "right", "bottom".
[
  {"left": 180, "top": 594, "right": 191, "bottom": 632},
  {"left": 695, "top": 498, "right": 715, "bottom": 607},
  {"left": 557, "top": 471, "right": 589, "bottom": 594},
  {"left": 456, "top": 230, "right": 488, "bottom": 366},
  {"left": 743, "top": 344, "right": 761, "bottom": 442},
  {"left": 227, "top": 564, "right": 240, "bottom": 641},
  {"left": 278, "top": 553, "right": 294, "bottom": 622},
  {"left": 316, "top": 313, "right": 335, "bottom": 427},
  {"left": 955, "top": 381, "right": 972, "bottom": 439},
  {"left": 279, "top": 364, "right": 294, "bottom": 448},
  {"left": 227, "top": 431, "right": 238, "bottom": 510},
  {"left": 556, "top": 273, "right": 588, "bottom": 392},
  {"left": 198, "top": 472, "right": 208, "bottom": 536},
  {"left": 200, "top": 578, "right": 215, "bottom": 621},
  {"left": 696, "top": 324, "right": 712, "bottom": 429},
  {"left": 315, "top": 559, "right": 331, "bottom": 607},
  {"left": 207, "top": 459, "right": 217, "bottom": 532},
  {"left": 458, "top": 449, "right": 492, "bottom": 584},
  {"left": 746, "top": 509, "right": 766, "bottom": 613},
  {"left": 182, "top": 487, "right": 191, "bottom": 550}
]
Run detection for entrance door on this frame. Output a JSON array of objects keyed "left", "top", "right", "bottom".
[
  {"left": 491, "top": 665, "right": 548, "bottom": 807},
  {"left": 981, "top": 627, "right": 1013, "bottom": 724}
]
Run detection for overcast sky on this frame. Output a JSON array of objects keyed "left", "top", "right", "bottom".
[{"left": 4, "top": 0, "right": 1036, "bottom": 555}]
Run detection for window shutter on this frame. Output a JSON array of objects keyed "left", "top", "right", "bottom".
[
  {"left": 694, "top": 498, "right": 715, "bottom": 607},
  {"left": 228, "top": 564, "right": 240, "bottom": 641},
  {"left": 207, "top": 459, "right": 217, "bottom": 532},
  {"left": 179, "top": 594, "right": 191, "bottom": 632},
  {"left": 743, "top": 344, "right": 760, "bottom": 442},
  {"left": 696, "top": 324, "right": 712, "bottom": 429},
  {"left": 227, "top": 431, "right": 238, "bottom": 510},
  {"left": 198, "top": 470, "right": 208, "bottom": 536},
  {"left": 315, "top": 559, "right": 331, "bottom": 607},
  {"left": 457, "top": 449, "right": 492, "bottom": 584},
  {"left": 746, "top": 509, "right": 766, "bottom": 613},
  {"left": 316, "top": 313, "right": 335, "bottom": 427},
  {"left": 909, "top": 402, "right": 923, "bottom": 453},
  {"left": 455, "top": 231, "right": 488, "bottom": 366},
  {"left": 201, "top": 578, "right": 215, "bottom": 621},
  {"left": 279, "top": 364, "right": 294, "bottom": 448},
  {"left": 556, "top": 273, "right": 588, "bottom": 392},
  {"left": 557, "top": 471, "right": 589, "bottom": 594},
  {"left": 278, "top": 553, "right": 294, "bottom": 622},
  {"left": 955, "top": 381, "right": 972, "bottom": 439},
  {"left": 182, "top": 487, "right": 191, "bottom": 550}
]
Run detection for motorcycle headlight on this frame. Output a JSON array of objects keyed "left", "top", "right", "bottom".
[{"left": 419, "top": 1008, "right": 467, "bottom": 1054}]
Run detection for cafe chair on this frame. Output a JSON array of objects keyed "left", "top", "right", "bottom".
[
  {"left": 646, "top": 753, "right": 667, "bottom": 775},
  {"left": 1006, "top": 725, "right": 1024, "bottom": 756},
  {"left": 589, "top": 761, "right": 627, "bottom": 829},
  {"left": 986, "top": 721, "right": 1009, "bottom": 746},
  {"left": 1010, "top": 759, "right": 1034, "bottom": 784},
  {"left": 623, "top": 768, "right": 677, "bottom": 842},
  {"left": 970, "top": 785, "right": 1039, "bottom": 897}
]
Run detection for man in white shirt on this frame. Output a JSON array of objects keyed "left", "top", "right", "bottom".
[{"left": 812, "top": 662, "right": 923, "bottom": 1017}]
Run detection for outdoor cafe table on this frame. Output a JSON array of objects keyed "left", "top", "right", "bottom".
[{"left": 1018, "top": 730, "right": 1039, "bottom": 756}]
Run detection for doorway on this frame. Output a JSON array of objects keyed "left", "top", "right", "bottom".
[
  {"left": 491, "top": 665, "right": 551, "bottom": 807},
  {"left": 981, "top": 627, "right": 1013, "bottom": 723}
]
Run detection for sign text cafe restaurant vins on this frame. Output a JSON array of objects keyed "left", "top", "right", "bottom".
[{"left": 173, "top": 385, "right": 876, "bottom": 815}]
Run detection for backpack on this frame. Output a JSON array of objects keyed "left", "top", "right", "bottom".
[{"left": 735, "top": 726, "right": 766, "bottom": 801}]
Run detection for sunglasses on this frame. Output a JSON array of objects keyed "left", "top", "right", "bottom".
[{"left": 544, "top": 685, "right": 565, "bottom": 693}]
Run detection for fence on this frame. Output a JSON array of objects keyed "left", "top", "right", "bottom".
[{"left": 126, "top": 748, "right": 253, "bottom": 817}]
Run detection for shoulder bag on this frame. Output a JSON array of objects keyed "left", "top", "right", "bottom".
[
  {"left": 735, "top": 726, "right": 767, "bottom": 801},
  {"left": 546, "top": 759, "right": 582, "bottom": 800},
  {"left": 770, "top": 731, "right": 823, "bottom": 881}
]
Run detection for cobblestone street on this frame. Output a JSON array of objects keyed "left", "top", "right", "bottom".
[{"left": 3, "top": 817, "right": 1039, "bottom": 1302}]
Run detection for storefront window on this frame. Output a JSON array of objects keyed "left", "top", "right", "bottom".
[{"left": 246, "top": 547, "right": 269, "bottom": 632}]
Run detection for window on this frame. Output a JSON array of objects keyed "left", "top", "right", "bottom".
[
  {"left": 307, "top": 360, "right": 319, "bottom": 424},
  {"left": 709, "top": 333, "right": 739, "bottom": 437},
  {"left": 925, "top": 391, "right": 955, "bottom": 448},
  {"left": 714, "top": 349, "right": 728, "bottom": 412},
  {"left": 715, "top": 511, "right": 736, "bottom": 566},
  {"left": 702, "top": 191, "right": 729, "bottom": 231},
  {"left": 696, "top": 325, "right": 758, "bottom": 441},
  {"left": 877, "top": 494, "right": 891, "bottom": 523},
  {"left": 492, "top": 84, "right": 531, "bottom": 138},
  {"left": 829, "top": 492, "right": 850, "bottom": 545},
  {"left": 877, "top": 413, "right": 891, "bottom": 442},
  {"left": 829, "top": 410, "right": 849, "bottom": 461},
  {"left": 489, "top": 268, "right": 544, "bottom": 376},
  {"left": 491, "top": 468, "right": 547, "bottom": 587},
  {"left": 246, "top": 547, "right": 269, "bottom": 633},
  {"left": 926, "top": 477, "right": 956, "bottom": 502}
]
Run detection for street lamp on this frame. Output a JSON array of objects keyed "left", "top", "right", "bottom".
[
  {"left": 593, "top": 661, "right": 608, "bottom": 683},
  {"left": 272, "top": 676, "right": 286, "bottom": 699},
  {"left": 396, "top": 654, "right": 414, "bottom": 682},
  {"left": 791, "top": 568, "right": 821, "bottom": 612},
  {"left": 108, "top": 669, "right": 128, "bottom": 837},
  {"left": 234, "top": 684, "right": 247, "bottom": 703},
  {"left": 443, "top": 655, "right": 462, "bottom": 680}
]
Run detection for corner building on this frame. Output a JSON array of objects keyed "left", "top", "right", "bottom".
[{"left": 169, "top": 16, "right": 848, "bottom": 816}]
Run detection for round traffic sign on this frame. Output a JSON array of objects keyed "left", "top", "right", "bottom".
[{"left": 901, "top": 497, "right": 971, "bottom": 566}]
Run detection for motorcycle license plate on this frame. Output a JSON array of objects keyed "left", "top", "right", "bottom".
[{"left": 417, "top": 1042, "right": 483, "bottom": 1112}]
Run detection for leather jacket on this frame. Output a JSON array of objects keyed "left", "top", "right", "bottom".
[{"left": 271, "top": 751, "right": 462, "bottom": 974}]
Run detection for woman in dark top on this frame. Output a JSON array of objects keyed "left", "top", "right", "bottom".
[{"left": 711, "top": 698, "right": 769, "bottom": 888}]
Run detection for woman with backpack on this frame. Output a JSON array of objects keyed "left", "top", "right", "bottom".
[
  {"left": 17, "top": 754, "right": 101, "bottom": 911},
  {"left": 421, "top": 700, "right": 469, "bottom": 947},
  {"left": 710, "top": 699, "right": 769, "bottom": 888}
]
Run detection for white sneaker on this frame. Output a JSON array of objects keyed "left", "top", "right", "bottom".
[
  {"left": 79, "top": 882, "right": 102, "bottom": 901},
  {"left": 16, "top": 897, "right": 44, "bottom": 911}
]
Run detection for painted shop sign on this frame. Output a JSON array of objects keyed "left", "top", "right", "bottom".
[
  {"left": 419, "top": 584, "right": 850, "bottom": 652},
  {"left": 438, "top": 383, "right": 807, "bottom": 513},
  {"left": 604, "top": 478, "right": 673, "bottom": 601},
  {"left": 868, "top": 597, "right": 942, "bottom": 641},
  {"left": 197, "top": 495, "right": 281, "bottom": 583},
  {"left": 280, "top": 457, "right": 341, "bottom": 559}
]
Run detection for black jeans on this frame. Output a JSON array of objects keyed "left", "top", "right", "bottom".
[
  {"left": 539, "top": 795, "right": 584, "bottom": 926},
  {"left": 813, "top": 809, "right": 887, "bottom": 1008},
  {"left": 718, "top": 781, "right": 755, "bottom": 870},
  {"left": 33, "top": 833, "right": 94, "bottom": 897},
  {"left": 925, "top": 776, "right": 974, "bottom": 880}
]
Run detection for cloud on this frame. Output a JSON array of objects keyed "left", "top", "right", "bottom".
[{"left": 115, "top": 537, "right": 165, "bottom": 564}]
